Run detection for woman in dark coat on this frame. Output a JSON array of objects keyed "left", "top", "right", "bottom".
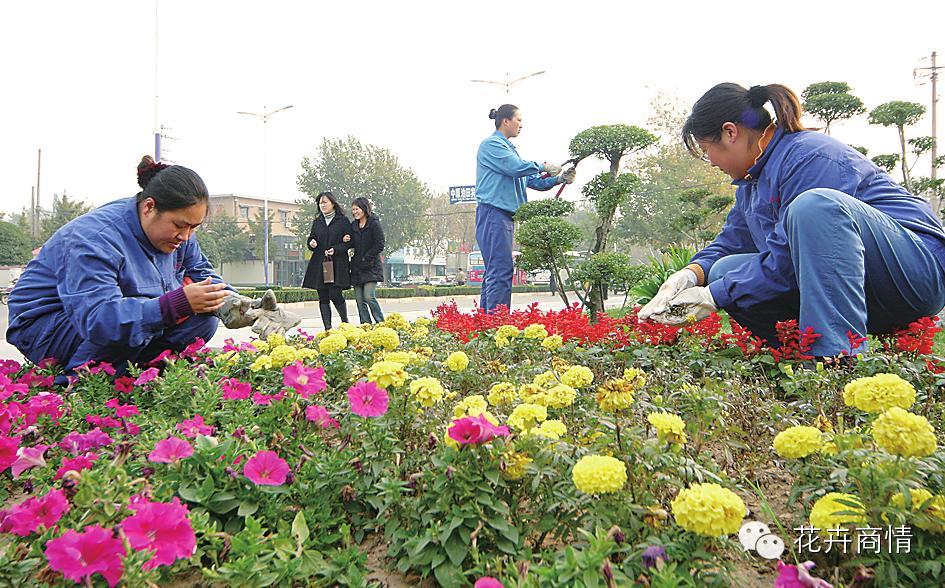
[
  {"left": 302, "top": 191, "right": 352, "bottom": 330},
  {"left": 345, "top": 197, "right": 386, "bottom": 324}
]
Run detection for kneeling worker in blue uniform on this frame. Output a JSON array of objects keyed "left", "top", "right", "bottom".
[{"left": 6, "top": 156, "right": 300, "bottom": 372}]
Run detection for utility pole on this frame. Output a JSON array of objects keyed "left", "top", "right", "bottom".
[
  {"left": 154, "top": 0, "right": 161, "bottom": 160},
  {"left": 30, "top": 186, "right": 35, "bottom": 240},
  {"left": 35, "top": 149, "right": 42, "bottom": 238},
  {"left": 916, "top": 51, "right": 942, "bottom": 180}
]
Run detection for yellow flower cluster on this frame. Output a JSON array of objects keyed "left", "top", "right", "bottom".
[
  {"left": 772, "top": 426, "right": 824, "bottom": 459},
  {"left": 671, "top": 483, "right": 746, "bottom": 537},
  {"left": 334, "top": 323, "right": 364, "bottom": 344},
  {"left": 381, "top": 351, "right": 412, "bottom": 365},
  {"left": 497, "top": 325, "right": 520, "bottom": 339},
  {"left": 252, "top": 340, "right": 270, "bottom": 353},
  {"left": 647, "top": 412, "right": 688, "bottom": 445},
  {"left": 250, "top": 354, "right": 273, "bottom": 372},
  {"left": 809, "top": 492, "right": 865, "bottom": 533},
  {"left": 382, "top": 313, "right": 409, "bottom": 331},
  {"left": 367, "top": 361, "right": 408, "bottom": 390},
  {"left": 596, "top": 378, "right": 636, "bottom": 413},
  {"left": 518, "top": 383, "right": 549, "bottom": 406},
  {"left": 319, "top": 333, "right": 348, "bottom": 355},
  {"left": 623, "top": 367, "right": 647, "bottom": 387},
  {"left": 412, "top": 325, "right": 430, "bottom": 339},
  {"left": 546, "top": 384, "right": 577, "bottom": 409},
  {"left": 523, "top": 323, "right": 548, "bottom": 339},
  {"left": 533, "top": 370, "right": 558, "bottom": 389},
  {"left": 487, "top": 382, "right": 517, "bottom": 407},
  {"left": 561, "top": 366, "right": 594, "bottom": 389},
  {"left": 842, "top": 373, "right": 916, "bottom": 413},
  {"left": 501, "top": 451, "right": 533, "bottom": 480},
  {"left": 367, "top": 327, "right": 400, "bottom": 351},
  {"left": 269, "top": 344, "right": 298, "bottom": 367},
  {"left": 413, "top": 316, "right": 432, "bottom": 328},
  {"left": 266, "top": 333, "right": 286, "bottom": 347},
  {"left": 890, "top": 488, "right": 945, "bottom": 533},
  {"left": 445, "top": 351, "right": 469, "bottom": 372},
  {"left": 507, "top": 403, "right": 548, "bottom": 431},
  {"left": 571, "top": 455, "right": 627, "bottom": 494},
  {"left": 453, "top": 395, "right": 488, "bottom": 418},
  {"left": 541, "top": 334, "right": 564, "bottom": 350},
  {"left": 871, "top": 407, "right": 937, "bottom": 457},
  {"left": 525, "top": 419, "right": 567, "bottom": 440},
  {"left": 409, "top": 377, "right": 446, "bottom": 407}
]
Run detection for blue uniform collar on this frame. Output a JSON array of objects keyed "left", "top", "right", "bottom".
[
  {"left": 125, "top": 196, "right": 164, "bottom": 256},
  {"left": 732, "top": 125, "right": 785, "bottom": 187},
  {"left": 494, "top": 130, "right": 517, "bottom": 151}
]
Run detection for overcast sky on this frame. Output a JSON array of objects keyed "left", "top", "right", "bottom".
[{"left": 1, "top": 0, "right": 943, "bottom": 217}]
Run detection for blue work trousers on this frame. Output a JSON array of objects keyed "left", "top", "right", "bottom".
[
  {"left": 475, "top": 203, "right": 515, "bottom": 312},
  {"left": 708, "top": 189, "right": 945, "bottom": 356}
]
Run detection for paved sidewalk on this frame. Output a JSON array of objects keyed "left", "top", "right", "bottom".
[{"left": 0, "top": 292, "right": 625, "bottom": 362}]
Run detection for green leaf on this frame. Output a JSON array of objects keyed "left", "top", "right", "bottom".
[
  {"left": 238, "top": 501, "right": 258, "bottom": 517},
  {"left": 178, "top": 484, "right": 199, "bottom": 503},
  {"left": 444, "top": 532, "right": 468, "bottom": 567},
  {"left": 433, "top": 562, "right": 464, "bottom": 588},
  {"left": 292, "top": 511, "right": 310, "bottom": 545}
]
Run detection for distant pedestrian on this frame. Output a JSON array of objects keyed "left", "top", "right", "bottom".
[
  {"left": 302, "top": 191, "right": 352, "bottom": 330},
  {"left": 344, "top": 197, "right": 386, "bottom": 324}
]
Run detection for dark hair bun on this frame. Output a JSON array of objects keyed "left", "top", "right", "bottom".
[
  {"left": 747, "top": 85, "right": 770, "bottom": 108},
  {"left": 488, "top": 108, "right": 497, "bottom": 120},
  {"left": 137, "top": 155, "right": 169, "bottom": 190}
]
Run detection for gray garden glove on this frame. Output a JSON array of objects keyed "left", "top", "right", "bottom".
[
  {"left": 559, "top": 167, "right": 576, "bottom": 184},
  {"left": 542, "top": 161, "right": 563, "bottom": 176},
  {"left": 638, "top": 268, "right": 698, "bottom": 321},
  {"left": 249, "top": 307, "right": 302, "bottom": 340},
  {"left": 215, "top": 289, "right": 281, "bottom": 329},
  {"left": 651, "top": 286, "right": 716, "bottom": 325}
]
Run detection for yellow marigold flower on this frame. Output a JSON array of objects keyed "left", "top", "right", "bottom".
[
  {"left": 648, "top": 412, "right": 688, "bottom": 445},
  {"left": 523, "top": 323, "right": 548, "bottom": 339},
  {"left": 487, "top": 382, "right": 517, "bottom": 407},
  {"left": 383, "top": 351, "right": 413, "bottom": 365},
  {"left": 497, "top": 325, "right": 521, "bottom": 339},
  {"left": 252, "top": 340, "right": 270, "bottom": 354},
  {"left": 561, "top": 366, "right": 594, "bottom": 389},
  {"left": 367, "top": 327, "right": 400, "bottom": 351},
  {"left": 820, "top": 441, "right": 839, "bottom": 456},
  {"left": 507, "top": 403, "right": 548, "bottom": 431},
  {"left": 502, "top": 451, "right": 533, "bottom": 480},
  {"left": 383, "top": 313, "right": 409, "bottom": 331},
  {"left": 843, "top": 373, "right": 916, "bottom": 413},
  {"left": 571, "top": 455, "right": 627, "bottom": 494},
  {"left": 623, "top": 367, "right": 647, "bottom": 387},
  {"left": 541, "top": 334, "right": 563, "bottom": 350},
  {"left": 250, "top": 354, "right": 273, "bottom": 372},
  {"left": 412, "top": 326, "right": 430, "bottom": 339},
  {"left": 409, "top": 377, "right": 446, "bottom": 408},
  {"left": 269, "top": 344, "right": 298, "bottom": 367},
  {"left": 413, "top": 346, "right": 434, "bottom": 359},
  {"left": 266, "top": 333, "right": 286, "bottom": 348},
  {"left": 445, "top": 351, "right": 469, "bottom": 372},
  {"left": 890, "top": 489, "right": 945, "bottom": 533},
  {"left": 596, "top": 378, "right": 635, "bottom": 413},
  {"left": 453, "top": 395, "right": 488, "bottom": 418},
  {"left": 671, "top": 483, "right": 745, "bottom": 537},
  {"left": 318, "top": 333, "right": 348, "bottom": 355},
  {"left": 367, "top": 361, "right": 408, "bottom": 390},
  {"left": 527, "top": 419, "right": 567, "bottom": 440},
  {"left": 772, "top": 426, "right": 823, "bottom": 459},
  {"left": 518, "top": 383, "right": 549, "bottom": 406},
  {"left": 413, "top": 316, "right": 432, "bottom": 328},
  {"left": 546, "top": 384, "right": 577, "bottom": 409},
  {"left": 533, "top": 370, "right": 559, "bottom": 389},
  {"left": 495, "top": 336, "right": 510, "bottom": 348},
  {"left": 872, "top": 407, "right": 937, "bottom": 457},
  {"left": 296, "top": 347, "right": 319, "bottom": 361},
  {"left": 809, "top": 492, "right": 865, "bottom": 534}
]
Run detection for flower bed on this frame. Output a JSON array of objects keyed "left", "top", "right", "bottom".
[{"left": 0, "top": 307, "right": 943, "bottom": 586}]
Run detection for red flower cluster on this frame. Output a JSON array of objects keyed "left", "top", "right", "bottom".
[
  {"left": 884, "top": 316, "right": 941, "bottom": 356},
  {"left": 768, "top": 320, "right": 821, "bottom": 363}
]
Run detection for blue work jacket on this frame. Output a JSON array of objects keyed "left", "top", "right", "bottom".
[
  {"left": 691, "top": 127, "right": 945, "bottom": 310},
  {"left": 7, "top": 196, "right": 222, "bottom": 351},
  {"left": 475, "top": 131, "right": 560, "bottom": 214}
]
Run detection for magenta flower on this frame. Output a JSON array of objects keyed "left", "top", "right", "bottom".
[
  {"left": 24, "top": 392, "right": 64, "bottom": 424},
  {"left": 243, "top": 450, "right": 290, "bottom": 486},
  {"left": 0, "top": 435, "right": 20, "bottom": 471},
  {"left": 44, "top": 525, "right": 124, "bottom": 587},
  {"left": 775, "top": 560, "right": 832, "bottom": 588},
  {"left": 148, "top": 437, "right": 194, "bottom": 464},
  {"left": 283, "top": 362, "right": 327, "bottom": 398},
  {"left": 134, "top": 367, "right": 159, "bottom": 386},
  {"left": 449, "top": 417, "right": 483, "bottom": 445},
  {"left": 59, "top": 428, "right": 113, "bottom": 455},
  {"left": 11, "top": 443, "right": 48, "bottom": 479},
  {"left": 0, "top": 489, "right": 70, "bottom": 536},
  {"left": 115, "top": 404, "right": 139, "bottom": 418},
  {"left": 54, "top": 453, "right": 98, "bottom": 480},
  {"left": 0, "top": 374, "right": 28, "bottom": 401},
  {"left": 221, "top": 378, "right": 252, "bottom": 400},
  {"left": 347, "top": 381, "right": 389, "bottom": 418},
  {"left": 176, "top": 415, "right": 214, "bottom": 438},
  {"left": 475, "top": 578, "right": 505, "bottom": 588},
  {"left": 474, "top": 414, "right": 510, "bottom": 442},
  {"left": 180, "top": 337, "right": 207, "bottom": 359},
  {"left": 305, "top": 405, "right": 340, "bottom": 428},
  {"left": 0, "top": 359, "right": 21, "bottom": 376},
  {"left": 252, "top": 391, "right": 286, "bottom": 405},
  {"left": 113, "top": 376, "right": 135, "bottom": 394},
  {"left": 147, "top": 349, "right": 177, "bottom": 366},
  {"left": 121, "top": 498, "right": 196, "bottom": 570}
]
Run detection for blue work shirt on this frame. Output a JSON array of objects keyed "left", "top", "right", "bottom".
[
  {"left": 476, "top": 130, "right": 560, "bottom": 214},
  {"left": 7, "top": 196, "right": 222, "bottom": 351},
  {"left": 691, "top": 127, "right": 945, "bottom": 311}
]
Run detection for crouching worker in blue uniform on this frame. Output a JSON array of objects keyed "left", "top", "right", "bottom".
[
  {"left": 639, "top": 83, "right": 945, "bottom": 359},
  {"left": 6, "top": 156, "right": 301, "bottom": 373}
]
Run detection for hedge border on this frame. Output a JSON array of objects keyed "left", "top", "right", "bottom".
[{"left": 235, "top": 285, "right": 549, "bottom": 303}]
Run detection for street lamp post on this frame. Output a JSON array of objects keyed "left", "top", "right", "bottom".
[
  {"left": 470, "top": 70, "right": 546, "bottom": 94},
  {"left": 237, "top": 105, "right": 294, "bottom": 287}
]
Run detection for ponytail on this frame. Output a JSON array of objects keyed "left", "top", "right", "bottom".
[{"left": 682, "top": 83, "right": 809, "bottom": 157}]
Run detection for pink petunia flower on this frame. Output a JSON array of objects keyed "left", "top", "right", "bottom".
[
  {"left": 115, "top": 404, "right": 139, "bottom": 419},
  {"left": 59, "top": 428, "right": 113, "bottom": 455},
  {"left": 0, "top": 489, "right": 70, "bottom": 536},
  {"left": 134, "top": 367, "right": 160, "bottom": 386},
  {"left": 113, "top": 376, "right": 135, "bottom": 394},
  {"left": 86, "top": 415, "right": 122, "bottom": 429},
  {"left": 0, "top": 374, "right": 29, "bottom": 402},
  {"left": 24, "top": 392, "right": 64, "bottom": 424},
  {"left": 11, "top": 443, "right": 49, "bottom": 479},
  {"left": 475, "top": 578, "right": 505, "bottom": 588},
  {"left": 44, "top": 525, "right": 124, "bottom": 587},
  {"left": 180, "top": 338, "right": 207, "bottom": 359},
  {"left": 243, "top": 450, "right": 290, "bottom": 486},
  {"left": 449, "top": 417, "right": 483, "bottom": 445},
  {"left": 252, "top": 391, "right": 286, "bottom": 406},
  {"left": 176, "top": 415, "right": 214, "bottom": 438},
  {"left": 0, "top": 435, "right": 20, "bottom": 471},
  {"left": 148, "top": 437, "right": 194, "bottom": 464},
  {"left": 19, "top": 369, "right": 55, "bottom": 388},
  {"left": 775, "top": 560, "right": 833, "bottom": 588},
  {"left": 282, "top": 362, "right": 327, "bottom": 398},
  {"left": 120, "top": 498, "right": 196, "bottom": 570},
  {"left": 474, "top": 414, "right": 510, "bottom": 442},
  {"left": 0, "top": 359, "right": 21, "bottom": 376},
  {"left": 147, "top": 349, "right": 177, "bottom": 366},
  {"left": 221, "top": 378, "right": 252, "bottom": 400},
  {"left": 305, "top": 405, "right": 340, "bottom": 429},
  {"left": 347, "top": 381, "right": 389, "bottom": 418},
  {"left": 54, "top": 453, "right": 98, "bottom": 480}
]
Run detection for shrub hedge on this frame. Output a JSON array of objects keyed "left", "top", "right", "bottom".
[{"left": 235, "top": 285, "right": 549, "bottom": 303}]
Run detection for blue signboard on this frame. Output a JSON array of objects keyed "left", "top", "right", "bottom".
[{"left": 449, "top": 185, "right": 476, "bottom": 205}]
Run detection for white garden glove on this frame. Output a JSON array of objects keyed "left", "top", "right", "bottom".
[
  {"left": 651, "top": 286, "right": 717, "bottom": 325},
  {"left": 559, "top": 168, "right": 576, "bottom": 184},
  {"left": 637, "top": 268, "right": 698, "bottom": 321},
  {"left": 249, "top": 308, "right": 302, "bottom": 340},
  {"left": 542, "top": 162, "right": 563, "bottom": 176},
  {"left": 215, "top": 289, "right": 283, "bottom": 330}
]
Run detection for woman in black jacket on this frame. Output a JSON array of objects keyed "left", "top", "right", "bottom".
[
  {"left": 302, "top": 191, "right": 352, "bottom": 330},
  {"left": 345, "top": 197, "right": 386, "bottom": 324}
]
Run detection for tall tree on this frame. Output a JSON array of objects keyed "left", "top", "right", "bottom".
[
  {"left": 0, "top": 221, "right": 32, "bottom": 265},
  {"left": 249, "top": 209, "right": 278, "bottom": 263},
  {"left": 801, "top": 82, "right": 865, "bottom": 134},
  {"left": 869, "top": 101, "right": 926, "bottom": 193},
  {"left": 196, "top": 213, "right": 253, "bottom": 273},
  {"left": 39, "top": 193, "right": 92, "bottom": 243},
  {"left": 295, "top": 136, "right": 432, "bottom": 256}
]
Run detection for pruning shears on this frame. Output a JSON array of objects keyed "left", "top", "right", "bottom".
[{"left": 541, "top": 157, "right": 581, "bottom": 198}]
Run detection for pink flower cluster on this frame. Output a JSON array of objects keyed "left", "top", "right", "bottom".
[
  {"left": 243, "top": 450, "right": 290, "bottom": 486},
  {"left": 283, "top": 362, "right": 327, "bottom": 398},
  {"left": 177, "top": 414, "right": 214, "bottom": 438},
  {"left": 54, "top": 452, "right": 98, "bottom": 480},
  {"left": 448, "top": 415, "right": 510, "bottom": 445},
  {"left": 45, "top": 525, "right": 124, "bottom": 587},
  {"left": 59, "top": 428, "right": 113, "bottom": 455},
  {"left": 305, "top": 404, "right": 339, "bottom": 429},
  {"left": 347, "top": 381, "right": 389, "bottom": 418},
  {"left": 0, "top": 488, "right": 69, "bottom": 536},
  {"left": 148, "top": 437, "right": 194, "bottom": 463},
  {"left": 221, "top": 377, "right": 252, "bottom": 400}
]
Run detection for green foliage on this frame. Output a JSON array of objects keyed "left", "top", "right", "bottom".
[
  {"left": 909, "top": 136, "right": 935, "bottom": 157},
  {"left": 516, "top": 217, "right": 582, "bottom": 273},
  {"left": 582, "top": 172, "right": 641, "bottom": 219},
  {"left": 249, "top": 209, "right": 278, "bottom": 261},
  {"left": 572, "top": 252, "right": 637, "bottom": 291},
  {"left": 39, "top": 193, "right": 92, "bottom": 243},
  {"left": 514, "top": 198, "right": 574, "bottom": 222},
  {"left": 872, "top": 154, "right": 901, "bottom": 173},
  {"left": 295, "top": 136, "right": 433, "bottom": 255},
  {"left": 568, "top": 125, "right": 658, "bottom": 167},
  {"left": 197, "top": 213, "right": 253, "bottom": 270},
  {"left": 850, "top": 145, "right": 869, "bottom": 156},
  {"left": 802, "top": 81, "right": 865, "bottom": 134},
  {"left": 0, "top": 220, "right": 32, "bottom": 265},
  {"left": 628, "top": 245, "right": 697, "bottom": 304},
  {"left": 869, "top": 101, "right": 926, "bottom": 129}
]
